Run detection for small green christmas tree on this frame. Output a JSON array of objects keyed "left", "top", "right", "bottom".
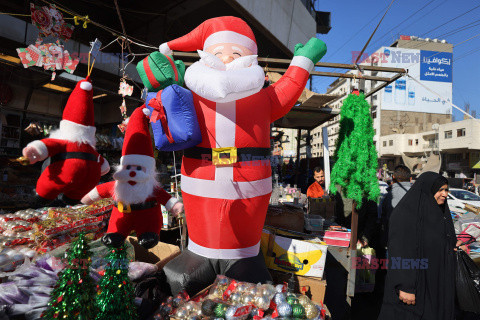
[
  {"left": 42, "top": 233, "right": 97, "bottom": 320},
  {"left": 329, "top": 92, "right": 380, "bottom": 208},
  {"left": 95, "top": 245, "right": 137, "bottom": 320}
]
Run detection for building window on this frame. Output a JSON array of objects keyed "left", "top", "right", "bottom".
[
  {"left": 457, "top": 128, "right": 466, "bottom": 137},
  {"left": 408, "top": 139, "right": 413, "bottom": 146},
  {"left": 445, "top": 130, "right": 452, "bottom": 139},
  {"left": 383, "top": 141, "right": 387, "bottom": 147},
  {"left": 389, "top": 140, "right": 393, "bottom": 146},
  {"left": 415, "top": 139, "right": 419, "bottom": 145},
  {"left": 372, "top": 110, "right": 377, "bottom": 119}
]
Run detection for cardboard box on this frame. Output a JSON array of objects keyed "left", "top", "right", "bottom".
[
  {"left": 269, "top": 269, "right": 327, "bottom": 306},
  {"left": 127, "top": 236, "right": 181, "bottom": 269},
  {"left": 316, "top": 230, "right": 351, "bottom": 248},
  {"left": 260, "top": 229, "right": 327, "bottom": 278}
]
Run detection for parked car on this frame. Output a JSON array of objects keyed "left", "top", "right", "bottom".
[{"left": 447, "top": 188, "right": 480, "bottom": 210}]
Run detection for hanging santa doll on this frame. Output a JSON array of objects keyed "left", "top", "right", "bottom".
[
  {"left": 22, "top": 77, "right": 110, "bottom": 207},
  {"left": 81, "top": 106, "right": 183, "bottom": 249},
  {"left": 158, "top": 16, "right": 327, "bottom": 295}
]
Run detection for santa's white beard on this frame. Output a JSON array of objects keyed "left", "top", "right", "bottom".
[
  {"left": 113, "top": 165, "right": 160, "bottom": 205},
  {"left": 184, "top": 51, "right": 265, "bottom": 103},
  {"left": 49, "top": 120, "right": 96, "bottom": 147}
]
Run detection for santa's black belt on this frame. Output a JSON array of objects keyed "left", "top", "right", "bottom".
[
  {"left": 184, "top": 146, "right": 270, "bottom": 164},
  {"left": 51, "top": 152, "right": 97, "bottom": 163},
  {"left": 115, "top": 200, "right": 158, "bottom": 213}
]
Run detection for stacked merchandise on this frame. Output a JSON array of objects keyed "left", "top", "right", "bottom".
[
  {"left": 0, "top": 199, "right": 114, "bottom": 272},
  {"left": 154, "top": 275, "right": 329, "bottom": 320}
]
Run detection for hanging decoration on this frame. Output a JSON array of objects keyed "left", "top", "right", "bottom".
[
  {"left": 30, "top": 3, "right": 74, "bottom": 41},
  {"left": 329, "top": 91, "right": 380, "bottom": 207},
  {"left": 16, "top": 41, "right": 79, "bottom": 80}
]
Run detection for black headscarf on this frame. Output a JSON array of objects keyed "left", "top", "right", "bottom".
[{"left": 379, "top": 172, "right": 456, "bottom": 320}]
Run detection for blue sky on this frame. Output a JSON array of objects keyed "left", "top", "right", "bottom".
[{"left": 312, "top": 0, "right": 480, "bottom": 121}]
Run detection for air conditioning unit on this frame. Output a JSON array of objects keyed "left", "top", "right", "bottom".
[
  {"left": 315, "top": 11, "right": 332, "bottom": 34},
  {"left": 425, "top": 38, "right": 431, "bottom": 42}
]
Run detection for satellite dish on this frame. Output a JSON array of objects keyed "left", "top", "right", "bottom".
[{"left": 432, "top": 123, "right": 439, "bottom": 130}]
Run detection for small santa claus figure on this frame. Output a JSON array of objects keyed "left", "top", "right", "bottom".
[
  {"left": 81, "top": 107, "right": 183, "bottom": 249},
  {"left": 22, "top": 77, "right": 110, "bottom": 207}
]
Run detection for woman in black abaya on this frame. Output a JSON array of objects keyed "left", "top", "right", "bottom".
[{"left": 378, "top": 172, "right": 460, "bottom": 320}]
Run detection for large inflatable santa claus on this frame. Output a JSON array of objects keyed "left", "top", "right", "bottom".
[
  {"left": 22, "top": 77, "right": 110, "bottom": 207},
  {"left": 158, "top": 16, "right": 327, "bottom": 295},
  {"left": 81, "top": 106, "right": 183, "bottom": 249}
]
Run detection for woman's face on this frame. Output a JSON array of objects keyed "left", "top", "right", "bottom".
[{"left": 434, "top": 184, "right": 449, "bottom": 205}]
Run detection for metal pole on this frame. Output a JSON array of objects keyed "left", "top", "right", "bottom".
[
  {"left": 322, "top": 127, "right": 331, "bottom": 192},
  {"left": 350, "top": 200, "right": 359, "bottom": 250}
]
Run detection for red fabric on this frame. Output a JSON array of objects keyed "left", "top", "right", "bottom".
[
  {"left": 164, "top": 55, "right": 179, "bottom": 82},
  {"left": 182, "top": 191, "right": 270, "bottom": 249},
  {"left": 148, "top": 92, "right": 175, "bottom": 143},
  {"left": 167, "top": 16, "right": 256, "bottom": 52},
  {"left": 307, "top": 182, "right": 324, "bottom": 198},
  {"left": 62, "top": 78, "right": 94, "bottom": 126},
  {"left": 95, "top": 183, "right": 172, "bottom": 237},
  {"left": 35, "top": 139, "right": 104, "bottom": 200},
  {"left": 143, "top": 57, "right": 161, "bottom": 89},
  {"left": 123, "top": 107, "right": 154, "bottom": 158},
  {"left": 181, "top": 63, "right": 309, "bottom": 251}
]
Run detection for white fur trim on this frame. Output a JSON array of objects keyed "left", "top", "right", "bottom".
[
  {"left": 291, "top": 56, "right": 314, "bottom": 73},
  {"left": 204, "top": 31, "right": 257, "bottom": 55},
  {"left": 100, "top": 159, "right": 110, "bottom": 175},
  {"left": 27, "top": 140, "right": 48, "bottom": 160},
  {"left": 159, "top": 42, "right": 172, "bottom": 55},
  {"left": 49, "top": 120, "right": 96, "bottom": 147},
  {"left": 143, "top": 108, "right": 151, "bottom": 117},
  {"left": 120, "top": 154, "right": 155, "bottom": 173},
  {"left": 88, "top": 187, "right": 101, "bottom": 202},
  {"left": 165, "top": 197, "right": 179, "bottom": 211},
  {"left": 188, "top": 239, "right": 260, "bottom": 259},
  {"left": 80, "top": 81, "right": 92, "bottom": 91}
]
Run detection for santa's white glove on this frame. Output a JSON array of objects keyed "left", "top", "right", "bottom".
[
  {"left": 169, "top": 202, "right": 184, "bottom": 217},
  {"left": 22, "top": 146, "right": 41, "bottom": 164},
  {"left": 81, "top": 194, "right": 94, "bottom": 205}
]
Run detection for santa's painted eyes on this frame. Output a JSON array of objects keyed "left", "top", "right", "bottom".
[
  {"left": 126, "top": 165, "right": 131, "bottom": 170},
  {"left": 214, "top": 52, "right": 222, "bottom": 56},
  {"left": 136, "top": 166, "right": 142, "bottom": 171},
  {"left": 233, "top": 52, "right": 241, "bottom": 57}
]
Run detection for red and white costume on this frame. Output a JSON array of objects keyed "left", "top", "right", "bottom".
[
  {"left": 25, "top": 78, "right": 109, "bottom": 201},
  {"left": 85, "top": 107, "right": 178, "bottom": 238},
  {"left": 161, "top": 17, "right": 314, "bottom": 259}
]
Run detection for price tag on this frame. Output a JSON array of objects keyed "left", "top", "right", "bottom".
[{"left": 89, "top": 38, "right": 102, "bottom": 59}]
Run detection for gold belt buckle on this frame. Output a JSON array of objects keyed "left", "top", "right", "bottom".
[
  {"left": 212, "top": 147, "right": 237, "bottom": 166},
  {"left": 117, "top": 202, "right": 132, "bottom": 213}
]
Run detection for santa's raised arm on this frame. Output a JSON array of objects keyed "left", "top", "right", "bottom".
[{"left": 158, "top": 16, "right": 327, "bottom": 295}]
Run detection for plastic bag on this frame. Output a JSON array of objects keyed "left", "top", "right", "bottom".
[{"left": 455, "top": 249, "right": 480, "bottom": 314}]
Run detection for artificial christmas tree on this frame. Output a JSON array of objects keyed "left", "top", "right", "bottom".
[
  {"left": 95, "top": 245, "right": 138, "bottom": 320},
  {"left": 41, "top": 233, "right": 97, "bottom": 319},
  {"left": 329, "top": 91, "right": 380, "bottom": 248}
]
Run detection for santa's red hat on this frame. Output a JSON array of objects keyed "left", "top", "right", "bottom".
[
  {"left": 159, "top": 16, "right": 257, "bottom": 55},
  {"left": 54, "top": 76, "right": 96, "bottom": 144},
  {"left": 120, "top": 106, "right": 155, "bottom": 173}
]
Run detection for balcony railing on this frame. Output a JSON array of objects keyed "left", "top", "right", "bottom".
[{"left": 423, "top": 143, "right": 438, "bottom": 149}]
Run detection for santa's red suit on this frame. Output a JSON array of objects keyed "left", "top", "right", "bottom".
[
  {"left": 160, "top": 17, "right": 325, "bottom": 260},
  {"left": 87, "top": 181, "right": 176, "bottom": 237},
  {"left": 24, "top": 78, "right": 109, "bottom": 202}
]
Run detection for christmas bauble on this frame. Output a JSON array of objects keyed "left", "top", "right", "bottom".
[
  {"left": 254, "top": 294, "right": 270, "bottom": 310},
  {"left": 286, "top": 295, "right": 299, "bottom": 305},
  {"left": 175, "top": 307, "right": 188, "bottom": 319},
  {"left": 214, "top": 304, "right": 228, "bottom": 318},
  {"left": 304, "top": 303, "right": 319, "bottom": 319},
  {"left": 278, "top": 303, "right": 293, "bottom": 317},
  {"left": 230, "top": 292, "right": 242, "bottom": 304},
  {"left": 242, "top": 294, "right": 255, "bottom": 305},
  {"left": 236, "top": 282, "right": 248, "bottom": 293},
  {"left": 298, "top": 295, "right": 311, "bottom": 307},
  {"left": 262, "top": 284, "right": 276, "bottom": 297},
  {"left": 217, "top": 276, "right": 230, "bottom": 287},
  {"left": 274, "top": 292, "right": 287, "bottom": 305},
  {"left": 292, "top": 304, "right": 306, "bottom": 318},
  {"left": 201, "top": 299, "right": 217, "bottom": 316},
  {"left": 225, "top": 306, "right": 237, "bottom": 320}
]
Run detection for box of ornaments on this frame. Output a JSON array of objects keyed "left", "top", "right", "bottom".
[{"left": 153, "top": 275, "right": 330, "bottom": 320}]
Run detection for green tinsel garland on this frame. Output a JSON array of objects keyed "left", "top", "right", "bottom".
[{"left": 329, "top": 93, "right": 380, "bottom": 208}]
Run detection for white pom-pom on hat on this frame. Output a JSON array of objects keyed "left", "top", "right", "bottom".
[
  {"left": 159, "top": 42, "right": 173, "bottom": 55},
  {"left": 80, "top": 81, "right": 92, "bottom": 91},
  {"left": 143, "top": 108, "right": 151, "bottom": 117}
]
